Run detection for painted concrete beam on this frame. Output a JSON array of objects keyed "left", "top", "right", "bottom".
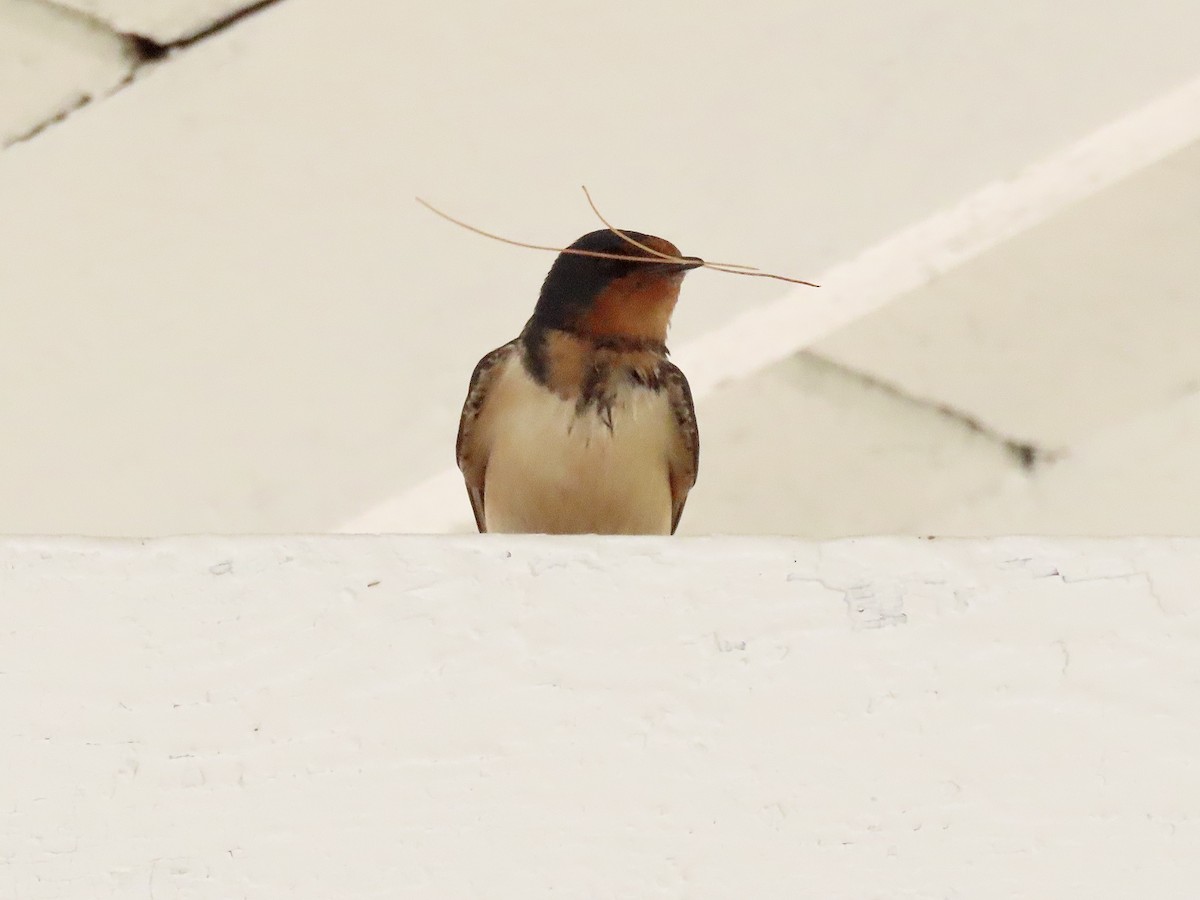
[{"left": 815, "top": 139, "right": 1200, "bottom": 450}]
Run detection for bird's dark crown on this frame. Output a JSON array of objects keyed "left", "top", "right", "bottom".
[{"left": 529, "top": 229, "right": 696, "bottom": 331}]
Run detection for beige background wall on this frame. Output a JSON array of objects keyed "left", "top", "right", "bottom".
[{"left": 2, "top": 0, "right": 1199, "bottom": 536}]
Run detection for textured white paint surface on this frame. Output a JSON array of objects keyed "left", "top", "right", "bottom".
[{"left": 3, "top": 537, "right": 1199, "bottom": 898}]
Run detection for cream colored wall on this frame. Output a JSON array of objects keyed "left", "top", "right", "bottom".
[{"left": 2, "top": 0, "right": 1200, "bottom": 536}]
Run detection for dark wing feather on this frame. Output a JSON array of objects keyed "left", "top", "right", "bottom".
[
  {"left": 456, "top": 340, "right": 519, "bottom": 533},
  {"left": 662, "top": 362, "right": 699, "bottom": 534}
]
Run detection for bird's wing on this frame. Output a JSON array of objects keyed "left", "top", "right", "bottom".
[
  {"left": 456, "top": 340, "right": 520, "bottom": 533},
  {"left": 662, "top": 361, "right": 699, "bottom": 534}
]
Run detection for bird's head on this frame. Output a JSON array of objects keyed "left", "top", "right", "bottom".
[{"left": 531, "top": 229, "right": 703, "bottom": 344}]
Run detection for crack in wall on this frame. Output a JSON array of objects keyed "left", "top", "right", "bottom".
[
  {"left": 803, "top": 350, "right": 1058, "bottom": 471},
  {"left": 8, "top": 92, "right": 95, "bottom": 145},
  {"left": 4, "top": 0, "right": 290, "bottom": 149},
  {"left": 117, "top": 0, "right": 289, "bottom": 60}
]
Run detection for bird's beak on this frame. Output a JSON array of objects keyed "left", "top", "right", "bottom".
[{"left": 655, "top": 256, "right": 704, "bottom": 274}]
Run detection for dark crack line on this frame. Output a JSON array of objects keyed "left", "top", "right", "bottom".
[
  {"left": 5, "top": 0, "right": 291, "bottom": 149},
  {"left": 123, "top": 0, "right": 290, "bottom": 58},
  {"left": 805, "top": 350, "right": 1059, "bottom": 471},
  {"left": 8, "top": 92, "right": 94, "bottom": 145}
]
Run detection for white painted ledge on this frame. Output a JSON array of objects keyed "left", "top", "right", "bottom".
[{"left": 3, "top": 536, "right": 1199, "bottom": 898}]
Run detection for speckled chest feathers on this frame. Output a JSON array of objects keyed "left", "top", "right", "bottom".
[{"left": 521, "top": 326, "right": 671, "bottom": 431}]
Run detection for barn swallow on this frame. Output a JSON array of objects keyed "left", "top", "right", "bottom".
[{"left": 456, "top": 229, "right": 702, "bottom": 534}]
